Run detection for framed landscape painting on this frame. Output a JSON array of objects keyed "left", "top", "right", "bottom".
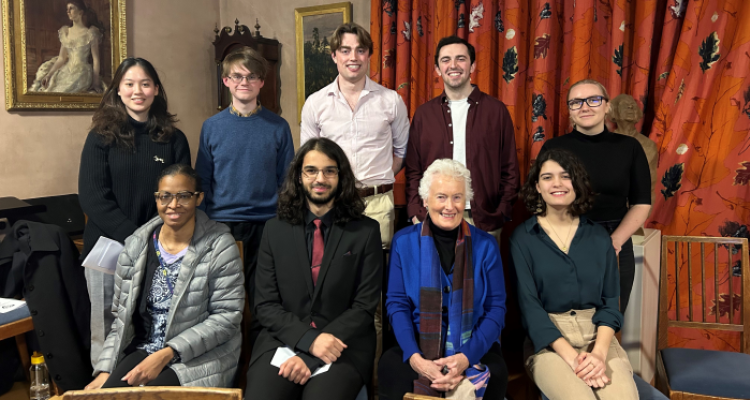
[
  {"left": 295, "top": 2, "right": 351, "bottom": 117},
  {"left": 2, "top": 0, "right": 127, "bottom": 110}
]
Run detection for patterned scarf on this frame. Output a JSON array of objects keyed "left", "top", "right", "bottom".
[{"left": 414, "top": 217, "right": 489, "bottom": 398}]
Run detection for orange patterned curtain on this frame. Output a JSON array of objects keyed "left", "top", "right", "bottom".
[{"left": 371, "top": 0, "right": 750, "bottom": 351}]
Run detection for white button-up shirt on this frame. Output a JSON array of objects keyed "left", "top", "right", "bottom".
[{"left": 300, "top": 76, "right": 410, "bottom": 186}]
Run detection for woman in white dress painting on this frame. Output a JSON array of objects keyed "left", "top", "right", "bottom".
[{"left": 31, "top": 0, "right": 106, "bottom": 93}]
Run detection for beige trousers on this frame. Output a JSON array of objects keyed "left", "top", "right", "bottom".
[
  {"left": 525, "top": 309, "right": 638, "bottom": 400},
  {"left": 463, "top": 214, "right": 502, "bottom": 248},
  {"left": 363, "top": 190, "right": 394, "bottom": 388}
]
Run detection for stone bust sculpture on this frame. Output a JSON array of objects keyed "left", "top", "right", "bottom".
[{"left": 609, "top": 94, "right": 658, "bottom": 218}]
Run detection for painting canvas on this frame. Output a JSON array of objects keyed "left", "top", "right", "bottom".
[
  {"left": 295, "top": 2, "right": 351, "bottom": 117},
  {"left": 2, "top": 0, "right": 126, "bottom": 110}
]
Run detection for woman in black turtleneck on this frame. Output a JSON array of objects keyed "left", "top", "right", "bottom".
[
  {"left": 540, "top": 79, "right": 651, "bottom": 314},
  {"left": 78, "top": 58, "right": 190, "bottom": 365}
]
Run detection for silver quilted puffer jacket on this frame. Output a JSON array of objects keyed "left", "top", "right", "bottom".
[{"left": 94, "top": 210, "right": 245, "bottom": 387}]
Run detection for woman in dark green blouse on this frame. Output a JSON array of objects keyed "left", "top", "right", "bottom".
[{"left": 510, "top": 149, "right": 637, "bottom": 399}]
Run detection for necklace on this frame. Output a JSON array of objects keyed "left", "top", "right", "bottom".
[{"left": 541, "top": 216, "right": 576, "bottom": 253}]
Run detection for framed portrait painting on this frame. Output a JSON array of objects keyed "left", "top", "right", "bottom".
[
  {"left": 295, "top": 2, "right": 351, "bottom": 117},
  {"left": 2, "top": 0, "right": 126, "bottom": 110}
]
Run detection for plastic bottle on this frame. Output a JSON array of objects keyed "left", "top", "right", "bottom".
[{"left": 29, "top": 352, "right": 51, "bottom": 400}]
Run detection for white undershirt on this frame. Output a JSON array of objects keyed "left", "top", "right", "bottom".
[{"left": 449, "top": 98, "right": 471, "bottom": 209}]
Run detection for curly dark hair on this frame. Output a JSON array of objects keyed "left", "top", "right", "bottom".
[
  {"left": 521, "top": 148, "right": 596, "bottom": 216},
  {"left": 90, "top": 58, "right": 178, "bottom": 149},
  {"left": 277, "top": 138, "right": 365, "bottom": 225}
]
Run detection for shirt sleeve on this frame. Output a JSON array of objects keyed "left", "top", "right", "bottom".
[
  {"left": 458, "top": 238, "right": 506, "bottom": 365},
  {"left": 299, "top": 99, "right": 320, "bottom": 147},
  {"left": 195, "top": 122, "right": 213, "bottom": 212},
  {"left": 405, "top": 110, "right": 426, "bottom": 221},
  {"left": 592, "top": 243, "right": 622, "bottom": 332},
  {"left": 78, "top": 132, "right": 139, "bottom": 243},
  {"left": 172, "top": 130, "right": 192, "bottom": 166},
  {"left": 391, "top": 93, "right": 410, "bottom": 159},
  {"left": 277, "top": 121, "right": 294, "bottom": 188},
  {"left": 629, "top": 142, "right": 651, "bottom": 205},
  {"left": 509, "top": 235, "right": 563, "bottom": 354},
  {"left": 495, "top": 104, "right": 520, "bottom": 220},
  {"left": 385, "top": 237, "right": 422, "bottom": 362}
]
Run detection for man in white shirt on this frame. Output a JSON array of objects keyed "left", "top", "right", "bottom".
[{"left": 300, "top": 22, "right": 409, "bottom": 251}]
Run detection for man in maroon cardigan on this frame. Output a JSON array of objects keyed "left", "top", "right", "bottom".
[{"left": 405, "top": 36, "right": 520, "bottom": 241}]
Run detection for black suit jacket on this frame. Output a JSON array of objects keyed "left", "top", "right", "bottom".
[{"left": 250, "top": 215, "right": 383, "bottom": 383}]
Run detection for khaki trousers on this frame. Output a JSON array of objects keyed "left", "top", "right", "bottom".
[
  {"left": 363, "top": 190, "right": 394, "bottom": 388},
  {"left": 463, "top": 214, "right": 502, "bottom": 248},
  {"left": 524, "top": 309, "right": 638, "bottom": 400}
]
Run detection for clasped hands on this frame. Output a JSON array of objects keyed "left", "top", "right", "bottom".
[
  {"left": 279, "top": 332, "right": 348, "bottom": 385},
  {"left": 84, "top": 347, "right": 174, "bottom": 389},
  {"left": 568, "top": 350, "right": 609, "bottom": 388},
  {"left": 409, "top": 353, "right": 470, "bottom": 392}
]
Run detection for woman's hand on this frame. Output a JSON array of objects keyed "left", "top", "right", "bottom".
[
  {"left": 408, "top": 353, "right": 444, "bottom": 384},
  {"left": 575, "top": 351, "right": 609, "bottom": 388},
  {"left": 121, "top": 348, "right": 174, "bottom": 386},
  {"left": 610, "top": 235, "right": 624, "bottom": 256},
  {"left": 41, "top": 75, "right": 51, "bottom": 89},
  {"left": 278, "top": 355, "right": 311, "bottom": 385},
  {"left": 431, "top": 354, "right": 470, "bottom": 391},
  {"left": 84, "top": 372, "right": 110, "bottom": 390}
]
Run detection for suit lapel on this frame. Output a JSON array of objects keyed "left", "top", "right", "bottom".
[
  {"left": 293, "top": 223, "right": 315, "bottom": 299},
  {"left": 312, "top": 222, "right": 343, "bottom": 301}
]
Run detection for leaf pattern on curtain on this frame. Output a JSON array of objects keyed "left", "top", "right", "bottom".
[{"left": 371, "top": 0, "right": 750, "bottom": 351}]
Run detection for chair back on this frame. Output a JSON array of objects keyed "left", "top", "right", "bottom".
[
  {"left": 658, "top": 235, "right": 750, "bottom": 354},
  {"left": 60, "top": 387, "right": 242, "bottom": 400}
]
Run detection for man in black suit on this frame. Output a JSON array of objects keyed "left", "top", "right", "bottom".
[{"left": 245, "top": 138, "right": 383, "bottom": 400}]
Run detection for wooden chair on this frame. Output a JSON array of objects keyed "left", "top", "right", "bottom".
[
  {"left": 0, "top": 315, "right": 34, "bottom": 381},
  {"left": 59, "top": 386, "right": 242, "bottom": 400},
  {"left": 656, "top": 235, "right": 750, "bottom": 399},
  {"left": 404, "top": 394, "right": 440, "bottom": 400}
]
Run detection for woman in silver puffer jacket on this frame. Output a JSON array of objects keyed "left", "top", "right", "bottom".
[{"left": 85, "top": 164, "right": 245, "bottom": 389}]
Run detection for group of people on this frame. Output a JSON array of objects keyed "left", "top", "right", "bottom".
[{"left": 75, "top": 20, "right": 650, "bottom": 400}]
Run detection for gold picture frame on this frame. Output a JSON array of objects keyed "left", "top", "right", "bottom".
[
  {"left": 295, "top": 1, "right": 351, "bottom": 118},
  {"left": 2, "top": 0, "right": 127, "bottom": 110}
]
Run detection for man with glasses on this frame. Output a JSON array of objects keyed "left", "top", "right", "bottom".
[
  {"left": 245, "top": 138, "right": 382, "bottom": 400},
  {"left": 405, "top": 36, "right": 519, "bottom": 244},
  {"left": 196, "top": 46, "right": 294, "bottom": 346}
]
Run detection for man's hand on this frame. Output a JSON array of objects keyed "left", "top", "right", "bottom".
[
  {"left": 279, "top": 355, "right": 311, "bottom": 385},
  {"left": 431, "top": 354, "right": 469, "bottom": 392},
  {"left": 408, "top": 353, "right": 444, "bottom": 384},
  {"left": 121, "top": 347, "right": 174, "bottom": 386},
  {"left": 84, "top": 372, "right": 110, "bottom": 390},
  {"left": 309, "top": 333, "right": 347, "bottom": 364}
]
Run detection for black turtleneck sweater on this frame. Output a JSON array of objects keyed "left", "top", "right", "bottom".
[
  {"left": 78, "top": 117, "right": 191, "bottom": 257},
  {"left": 429, "top": 218, "right": 459, "bottom": 276},
  {"left": 540, "top": 128, "right": 651, "bottom": 222}
]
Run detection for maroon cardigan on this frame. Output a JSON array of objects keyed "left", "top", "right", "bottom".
[{"left": 405, "top": 87, "right": 520, "bottom": 232}]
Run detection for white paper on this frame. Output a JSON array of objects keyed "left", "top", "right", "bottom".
[
  {"left": 0, "top": 298, "right": 27, "bottom": 314},
  {"left": 270, "top": 346, "right": 331, "bottom": 377},
  {"left": 81, "top": 236, "right": 124, "bottom": 275}
]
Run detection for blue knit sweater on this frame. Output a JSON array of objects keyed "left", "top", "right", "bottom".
[{"left": 196, "top": 107, "right": 294, "bottom": 222}]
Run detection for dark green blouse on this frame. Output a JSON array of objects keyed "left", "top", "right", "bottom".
[{"left": 510, "top": 215, "right": 622, "bottom": 354}]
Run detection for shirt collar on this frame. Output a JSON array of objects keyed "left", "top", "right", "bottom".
[
  {"left": 305, "top": 207, "right": 334, "bottom": 228},
  {"left": 229, "top": 102, "right": 262, "bottom": 117},
  {"left": 440, "top": 85, "right": 481, "bottom": 103},
  {"left": 327, "top": 75, "right": 378, "bottom": 97},
  {"left": 524, "top": 214, "right": 592, "bottom": 233}
]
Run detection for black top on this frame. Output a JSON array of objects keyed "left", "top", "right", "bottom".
[
  {"left": 78, "top": 118, "right": 191, "bottom": 257},
  {"left": 510, "top": 215, "right": 622, "bottom": 354},
  {"left": 540, "top": 128, "right": 651, "bottom": 222},
  {"left": 428, "top": 218, "right": 459, "bottom": 275},
  {"left": 304, "top": 208, "right": 334, "bottom": 263}
]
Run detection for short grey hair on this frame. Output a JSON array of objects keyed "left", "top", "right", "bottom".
[{"left": 418, "top": 159, "right": 474, "bottom": 202}]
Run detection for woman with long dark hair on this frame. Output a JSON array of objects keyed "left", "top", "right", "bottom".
[
  {"left": 511, "top": 149, "right": 637, "bottom": 399},
  {"left": 32, "top": 0, "right": 106, "bottom": 93},
  {"left": 79, "top": 57, "right": 190, "bottom": 365}
]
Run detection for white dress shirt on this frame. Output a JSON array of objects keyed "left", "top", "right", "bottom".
[{"left": 300, "top": 76, "right": 410, "bottom": 186}]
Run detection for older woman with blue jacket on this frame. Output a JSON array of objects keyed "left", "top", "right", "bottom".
[
  {"left": 379, "top": 159, "right": 508, "bottom": 400},
  {"left": 84, "top": 164, "right": 245, "bottom": 389}
]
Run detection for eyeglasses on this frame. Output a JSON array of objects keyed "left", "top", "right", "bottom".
[
  {"left": 154, "top": 191, "right": 201, "bottom": 206},
  {"left": 302, "top": 167, "right": 339, "bottom": 179},
  {"left": 567, "top": 95, "right": 607, "bottom": 110},
  {"left": 226, "top": 74, "right": 260, "bottom": 83}
]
